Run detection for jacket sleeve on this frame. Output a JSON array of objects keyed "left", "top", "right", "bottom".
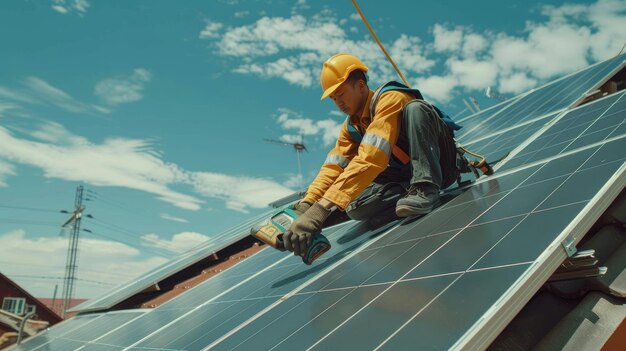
[
  {"left": 321, "top": 91, "right": 412, "bottom": 209},
  {"left": 303, "top": 120, "right": 358, "bottom": 204}
]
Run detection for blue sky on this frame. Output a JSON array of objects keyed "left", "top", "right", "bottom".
[{"left": 0, "top": 0, "right": 624, "bottom": 298}]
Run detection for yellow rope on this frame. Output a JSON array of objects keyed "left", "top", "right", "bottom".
[
  {"left": 351, "top": 0, "right": 411, "bottom": 88},
  {"left": 458, "top": 144, "right": 485, "bottom": 160}
]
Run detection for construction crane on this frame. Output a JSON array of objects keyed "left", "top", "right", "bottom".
[{"left": 264, "top": 136, "right": 308, "bottom": 189}]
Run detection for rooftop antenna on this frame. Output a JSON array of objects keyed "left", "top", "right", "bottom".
[
  {"left": 264, "top": 136, "right": 308, "bottom": 189},
  {"left": 469, "top": 96, "right": 481, "bottom": 112},
  {"left": 486, "top": 86, "right": 508, "bottom": 101},
  {"left": 463, "top": 98, "right": 477, "bottom": 114}
]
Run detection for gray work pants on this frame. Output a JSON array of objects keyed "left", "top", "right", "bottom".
[{"left": 346, "top": 100, "right": 458, "bottom": 222}]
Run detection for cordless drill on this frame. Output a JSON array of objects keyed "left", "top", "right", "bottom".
[{"left": 250, "top": 207, "right": 331, "bottom": 265}]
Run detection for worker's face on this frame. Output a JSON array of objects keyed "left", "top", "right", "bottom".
[{"left": 329, "top": 79, "right": 367, "bottom": 117}]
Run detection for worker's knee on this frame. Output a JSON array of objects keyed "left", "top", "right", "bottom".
[{"left": 345, "top": 182, "right": 406, "bottom": 221}]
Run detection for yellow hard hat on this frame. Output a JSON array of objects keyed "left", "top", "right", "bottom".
[{"left": 320, "top": 53, "right": 368, "bottom": 100}]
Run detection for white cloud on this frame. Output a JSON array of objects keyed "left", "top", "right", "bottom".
[
  {"left": 51, "top": 0, "right": 90, "bottom": 15},
  {"left": 28, "top": 120, "right": 89, "bottom": 145},
  {"left": 0, "top": 87, "right": 40, "bottom": 105},
  {"left": 432, "top": 24, "right": 463, "bottom": 53},
  {"left": 24, "top": 77, "right": 95, "bottom": 113},
  {"left": 51, "top": 5, "right": 68, "bottom": 14},
  {"left": 349, "top": 13, "right": 361, "bottom": 21},
  {"left": 0, "top": 229, "right": 166, "bottom": 298},
  {"left": 0, "top": 123, "right": 202, "bottom": 210},
  {"left": 415, "top": 75, "right": 458, "bottom": 103},
  {"left": 275, "top": 108, "right": 342, "bottom": 147},
  {"left": 159, "top": 213, "right": 189, "bottom": 223},
  {"left": 199, "top": 21, "right": 224, "bottom": 39},
  {"left": 498, "top": 72, "right": 538, "bottom": 94},
  {"left": 585, "top": 0, "right": 626, "bottom": 60},
  {"left": 189, "top": 172, "right": 293, "bottom": 213},
  {"left": 200, "top": 14, "right": 429, "bottom": 88},
  {"left": 0, "top": 115, "right": 295, "bottom": 213},
  {"left": 0, "top": 160, "right": 16, "bottom": 187},
  {"left": 94, "top": 68, "right": 152, "bottom": 106},
  {"left": 447, "top": 59, "right": 498, "bottom": 90},
  {"left": 141, "top": 232, "right": 209, "bottom": 254},
  {"left": 199, "top": 1, "right": 626, "bottom": 102},
  {"left": 462, "top": 33, "right": 488, "bottom": 57}
]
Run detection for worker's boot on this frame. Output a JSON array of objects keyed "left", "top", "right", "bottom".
[{"left": 395, "top": 183, "right": 441, "bottom": 217}]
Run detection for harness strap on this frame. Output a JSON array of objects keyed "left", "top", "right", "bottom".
[
  {"left": 345, "top": 120, "right": 409, "bottom": 167},
  {"left": 370, "top": 82, "right": 462, "bottom": 137}
]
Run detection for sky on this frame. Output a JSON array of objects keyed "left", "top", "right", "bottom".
[{"left": 0, "top": 0, "right": 624, "bottom": 299}]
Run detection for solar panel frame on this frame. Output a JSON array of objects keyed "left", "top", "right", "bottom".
[{"left": 457, "top": 53, "right": 625, "bottom": 145}]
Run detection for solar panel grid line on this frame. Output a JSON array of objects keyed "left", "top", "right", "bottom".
[
  {"left": 372, "top": 172, "right": 587, "bottom": 349},
  {"left": 482, "top": 133, "right": 626, "bottom": 187},
  {"left": 522, "top": 92, "right": 625, "bottom": 159},
  {"left": 232, "top": 285, "right": 365, "bottom": 350},
  {"left": 500, "top": 91, "right": 626, "bottom": 171},
  {"left": 462, "top": 117, "right": 551, "bottom": 165},
  {"left": 368, "top": 159, "right": 620, "bottom": 350},
  {"left": 126, "top": 221, "right": 376, "bottom": 349},
  {"left": 455, "top": 93, "right": 523, "bottom": 124},
  {"left": 493, "top": 96, "right": 613, "bottom": 174},
  {"left": 558, "top": 91, "right": 626, "bottom": 151},
  {"left": 454, "top": 161, "right": 626, "bottom": 351},
  {"left": 368, "top": 274, "right": 465, "bottom": 350},
  {"left": 72, "top": 209, "right": 275, "bottom": 313},
  {"left": 302, "top": 169, "right": 544, "bottom": 350},
  {"left": 72, "top": 311, "right": 156, "bottom": 351},
  {"left": 120, "top": 248, "right": 294, "bottom": 351},
  {"left": 369, "top": 261, "right": 533, "bottom": 351},
  {"left": 302, "top": 138, "right": 620, "bottom": 347},
  {"left": 455, "top": 99, "right": 521, "bottom": 142},
  {"left": 200, "top": 219, "right": 414, "bottom": 350},
  {"left": 461, "top": 55, "right": 625, "bottom": 143},
  {"left": 461, "top": 111, "right": 556, "bottom": 147},
  {"left": 15, "top": 310, "right": 149, "bottom": 351},
  {"left": 13, "top": 314, "right": 105, "bottom": 351},
  {"left": 455, "top": 95, "right": 521, "bottom": 129}
]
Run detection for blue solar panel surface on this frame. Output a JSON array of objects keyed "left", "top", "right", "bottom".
[
  {"left": 70, "top": 210, "right": 276, "bottom": 313},
  {"left": 12, "top": 53, "right": 626, "bottom": 351}
]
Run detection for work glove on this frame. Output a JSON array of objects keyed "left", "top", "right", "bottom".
[
  {"left": 292, "top": 200, "right": 312, "bottom": 215},
  {"left": 284, "top": 202, "right": 331, "bottom": 257}
]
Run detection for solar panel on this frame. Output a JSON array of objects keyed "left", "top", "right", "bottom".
[
  {"left": 14, "top": 310, "right": 146, "bottom": 351},
  {"left": 500, "top": 90, "right": 626, "bottom": 171},
  {"left": 12, "top": 54, "right": 626, "bottom": 351},
  {"left": 457, "top": 53, "right": 625, "bottom": 143},
  {"left": 71, "top": 209, "right": 276, "bottom": 313}
]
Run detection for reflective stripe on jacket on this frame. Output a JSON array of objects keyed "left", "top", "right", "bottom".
[{"left": 303, "top": 89, "right": 414, "bottom": 209}]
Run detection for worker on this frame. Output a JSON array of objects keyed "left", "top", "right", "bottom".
[{"left": 283, "top": 53, "right": 461, "bottom": 257}]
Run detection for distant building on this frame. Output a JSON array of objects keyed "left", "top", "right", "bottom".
[
  {"left": 38, "top": 298, "right": 87, "bottom": 319},
  {"left": 0, "top": 272, "right": 62, "bottom": 349}
]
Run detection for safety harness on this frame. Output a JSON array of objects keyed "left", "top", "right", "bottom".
[{"left": 345, "top": 81, "right": 498, "bottom": 185}]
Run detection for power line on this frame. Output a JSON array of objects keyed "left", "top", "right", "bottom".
[
  {"left": 8, "top": 274, "right": 116, "bottom": 287},
  {"left": 82, "top": 228, "right": 171, "bottom": 258},
  {"left": 0, "top": 261, "right": 136, "bottom": 280},
  {"left": 85, "top": 217, "right": 183, "bottom": 254},
  {"left": 0, "top": 204, "right": 62, "bottom": 213},
  {"left": 0, "top": 218, "right": 60, "bottom": 227},
  {"left": 85, "top": 190, "right": 159, "bottom": 221}
]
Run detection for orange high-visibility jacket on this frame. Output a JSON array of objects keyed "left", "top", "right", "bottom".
[{"left": 303, "top": 89, "right": 414, "bottom": 210}]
